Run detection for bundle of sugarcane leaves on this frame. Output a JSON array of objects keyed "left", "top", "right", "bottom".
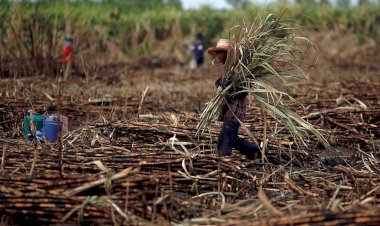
[{"left": 197, "top": 12, "right": 330, "bottom": 148}]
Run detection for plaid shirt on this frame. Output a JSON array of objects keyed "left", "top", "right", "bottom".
[
  {"left": 222, "top": 95, "right": 247, "bottom": 122},
  {"left": 216, "top": 77, "right": 248, "bottom": 122}
]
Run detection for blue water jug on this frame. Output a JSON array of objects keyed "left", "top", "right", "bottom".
[{"left": 43, "top": 117, "right": 64, "bottom": 143}]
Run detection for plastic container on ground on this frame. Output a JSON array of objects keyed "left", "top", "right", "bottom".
[
  {"left": 43, "top": 116, "right": 64, "bottom": 143},
  {"left": 23, "top": 114, "right": 44, "bottom": 138}
]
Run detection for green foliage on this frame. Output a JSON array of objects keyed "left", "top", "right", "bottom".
[
  {"left": 0, "top": 0, "right": 379, "bottom": 76},
  {"left": 226, "top": 0, "right": 252, "bottom": 8},
  {"left": 191, "top": 7, "right": 229, "bottom": 46},
  {"left": 337, "top": 0, "right": 350, "bottom": 7},
  {"left": 1, "top": 1, "right": 378, "bottom": 44}
]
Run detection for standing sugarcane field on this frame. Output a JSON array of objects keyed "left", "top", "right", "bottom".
[{"left": 0, "top": 0, "right": 379, "bottom": 225}]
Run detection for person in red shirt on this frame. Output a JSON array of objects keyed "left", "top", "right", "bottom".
[{"left": 62, "top": 35, "right": 75, "bottom": 72}]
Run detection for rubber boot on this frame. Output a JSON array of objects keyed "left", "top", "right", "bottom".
[
  {"left": 217, "top": 118, "right": 239, "bottom": 157},
  {"left": 234, "top": 137, "right": 262, "bottom": 160}
]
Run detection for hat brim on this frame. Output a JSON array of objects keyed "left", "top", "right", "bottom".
[{"left": 207, "top": 46, "right": 231, "bottom": 57}]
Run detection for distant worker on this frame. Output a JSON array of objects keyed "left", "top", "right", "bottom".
[
  {"left": 192, "top": 33, "right": 205, "bottom": 68},
  {"left": 62, "top": 35, "right": 75, "bottom": 74}
]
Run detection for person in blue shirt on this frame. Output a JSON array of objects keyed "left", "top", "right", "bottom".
[{"left": 192, "top": 33, "right": 205, "bottom": 68}]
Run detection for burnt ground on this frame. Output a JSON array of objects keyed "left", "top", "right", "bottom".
[{"left": 0, "top": 55, "right": 379, "bottom": 225}]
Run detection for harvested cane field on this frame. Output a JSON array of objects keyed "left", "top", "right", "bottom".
[
  {"left": 1, "top": 2, "right": 380, "bottom": 226},
  {"left": 1, "top": 56, "right": 379, "bottom": 225}
]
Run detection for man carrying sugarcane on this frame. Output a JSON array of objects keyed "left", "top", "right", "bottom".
[
  {"left": 207, "top": 39, "right": 262, "bottom": 160},
  {"left": 198, "top": 15, "right": 329, "bottom": 159}
]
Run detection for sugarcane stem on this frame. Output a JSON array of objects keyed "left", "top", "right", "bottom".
[{"left": 262, "top": 108, "right": 267, "bottom": 163}]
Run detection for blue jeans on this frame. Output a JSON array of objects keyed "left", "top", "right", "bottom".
[{"left": 217, "top": 117, "right": 261, "bottom": 160}]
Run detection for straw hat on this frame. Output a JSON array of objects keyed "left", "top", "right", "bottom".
[{"left": 207, "top": 39, "right": 232, "bottom": 57}]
